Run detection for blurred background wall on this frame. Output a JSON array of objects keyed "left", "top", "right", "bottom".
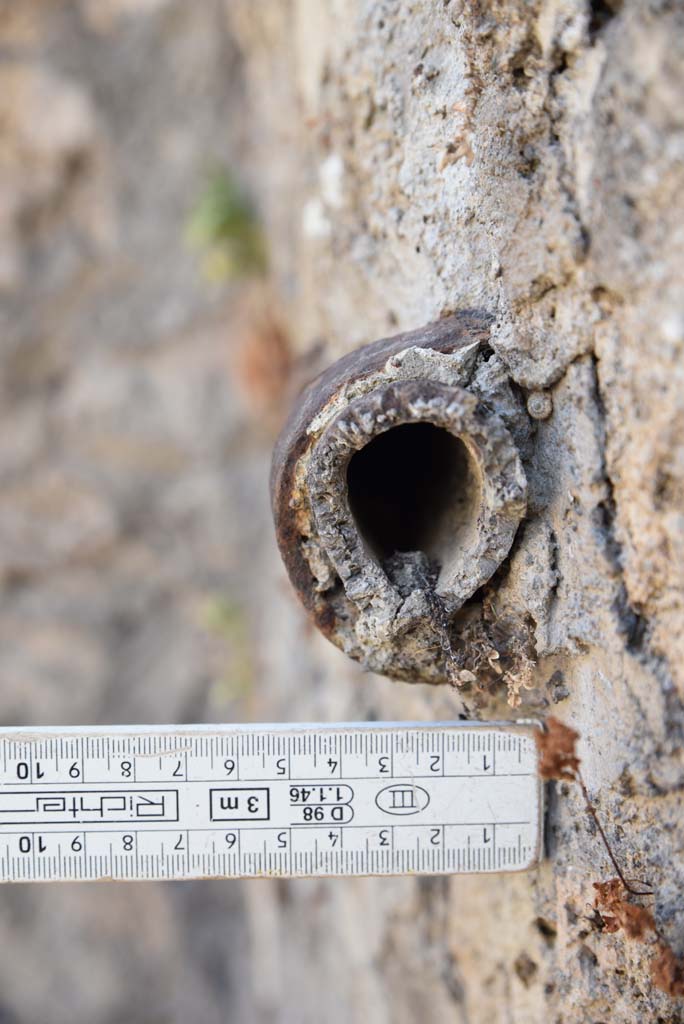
[
  {"left": 0, "top": 3, "right": 442, "bottom": 1021},
  {"left": 0, "top": 2, "right": 257, "bottom": 1020},
  {"left": 1, "top": 2, "right": 683, "bottom": 1023}
]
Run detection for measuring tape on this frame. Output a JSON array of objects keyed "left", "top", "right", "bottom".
[{"left": 0, "top": 722, "right": 542, "bottom": 883}]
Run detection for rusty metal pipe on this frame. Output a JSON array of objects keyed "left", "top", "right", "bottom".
[{"left": 271, "top": 312, "right": 528, "bottom": 684}]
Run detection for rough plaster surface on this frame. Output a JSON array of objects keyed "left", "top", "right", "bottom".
[
  {"left": 0, "top": 1, "right": 682, "bottom": 1023},
  {"left": 230, "top": 2, "right": 684, "bottom": 1021}
]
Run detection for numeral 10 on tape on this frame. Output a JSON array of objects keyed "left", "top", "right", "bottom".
[{"left": 0, "top": 722, "right": 543, "bottom": 883}]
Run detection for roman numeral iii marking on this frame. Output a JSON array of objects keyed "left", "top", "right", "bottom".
[{"left": 0, "top": 722, "right": 542, "bottom": 883}]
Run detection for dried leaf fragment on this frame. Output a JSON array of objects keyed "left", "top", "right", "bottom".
[
  {"left": 592, "top": 878, "right": 655, "bottom": 940},
  {"left": 616, "top": 902, "right": 656, "bottom": 940},
  {"left": 652, "top": 943, "right": 684, "bottom": 998},
  {"left": 592, "top": 878, "right": 684, "bottom": 999},
  {"left": 535, "top": 716, "right": 580, "bottom": 780},
  {"left": 593, "top": 878, "right": 625, "bottom": 912}
]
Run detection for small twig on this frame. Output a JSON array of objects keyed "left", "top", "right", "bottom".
[
  {"left": 536, "top": 718, "right": 653, "bottom": 896},
  {"left": 576, "top": 771, "right": 653, "bottom": 897},
  {"left": 537, "top": 720, "right": 683, "bottom": 999}
]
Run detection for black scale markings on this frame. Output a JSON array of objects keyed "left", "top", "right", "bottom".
[{"left": 0, "top": 724, "right": 541, "bottom": 883}]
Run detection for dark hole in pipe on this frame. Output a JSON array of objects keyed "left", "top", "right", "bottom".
[{"left": 346, "top": 423, "right": 478, "bottom": 567}]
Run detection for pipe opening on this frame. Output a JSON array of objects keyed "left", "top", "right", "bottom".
[{"left": 346, "top": 422, "right": 480, "bottom": 572}]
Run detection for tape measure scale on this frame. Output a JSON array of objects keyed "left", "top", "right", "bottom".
[{"left": 0, "top": 722, "right": 543, "bottom": 883}]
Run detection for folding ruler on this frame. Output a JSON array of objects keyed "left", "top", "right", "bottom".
[{"left": 0, "top": 721, "right": 542, "bottom": 883}]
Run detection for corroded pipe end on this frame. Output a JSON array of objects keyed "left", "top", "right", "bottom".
[{"left": 271, "top": 313, "right": 528, "bottom": 684}]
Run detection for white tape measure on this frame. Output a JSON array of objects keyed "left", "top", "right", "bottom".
[{"left": 0, "top": 722, "right": 542, "bottom": 883}]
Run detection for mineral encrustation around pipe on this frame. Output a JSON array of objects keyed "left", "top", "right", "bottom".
[{"left": 271, "top": 313, "right": 530, "bottom": 686}]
